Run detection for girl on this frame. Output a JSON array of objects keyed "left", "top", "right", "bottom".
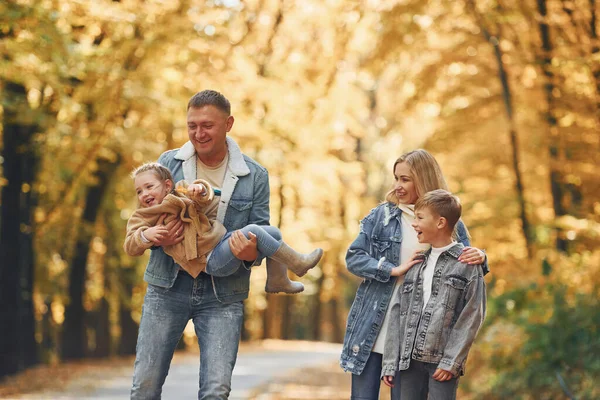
[
  {"left": 124, "top": 162, "right": 323, "bottom": 294},
  {"left": 339, "top": 149, "right": 488, "bottom": 399}
]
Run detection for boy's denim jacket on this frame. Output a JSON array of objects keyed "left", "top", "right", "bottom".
[
  {"left": 141, "top": 137, "right": 270, "bottom": 304},
  {"left": 340, "top": 202, "right": 488, "bottom": 375},
  {"left": 381, "top": 242, "right": 486, "bottom": 377}
]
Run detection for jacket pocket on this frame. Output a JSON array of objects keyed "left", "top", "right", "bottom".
[
  {"left": 372, "top": 239, "right": 392, "bottom": 259},
  {"left": 400, "top": 281, "right": 414, "bottom": 316},
  {"left": 229, "top": 198, "right": 253, "bottom": 211},
  {"left": 442, "top": 275, "right": 467, "bottom": 311},
  {"left": 225, "top": 198, "right": 253, "bottom": 229}
]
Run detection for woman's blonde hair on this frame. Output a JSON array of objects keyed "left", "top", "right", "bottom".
[{"left": 385, "top": 149, "right": 448, "bottom": 205}]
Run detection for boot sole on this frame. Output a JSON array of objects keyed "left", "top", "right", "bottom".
[{"left": 265, "top": 286, "right": 304, "bottom": 294}]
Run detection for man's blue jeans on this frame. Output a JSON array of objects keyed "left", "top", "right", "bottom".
[{"left": 130, "top": 271, "right": 244, "bottom": 400}]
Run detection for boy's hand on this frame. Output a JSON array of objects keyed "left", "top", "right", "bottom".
[
  {"left": 143, "top": 225, "right": 169, "bottom": 243},
  {"left": 432, "top": 368, "right": 454, "bottom": 382},
  {"left": 382, "top": 375, "right": 395, "bottom": 388},
  {"left": 187, "top": 183, "right": 207, "bottom": 198},
  {"left": 390, "top": 251, "right": 425, "bottom": 277}
]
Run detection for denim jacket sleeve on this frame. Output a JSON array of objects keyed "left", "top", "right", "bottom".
[
  {"left": 437, "top": 271, "right": 486, "bottom": 376},
  {"left": 456, "top": 220, "right": 490, "bottom": 276},
  {"left": 381, "top": 288, "right": 402, "bottom": 377},
  {"left": 245, "top": 168, "right": 270, "bottom": 267},
  {"left": 345, "top": 208, "right": 395, "bottom": 282}
]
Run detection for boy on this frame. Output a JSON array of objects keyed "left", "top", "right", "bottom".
[{"left": 381, "top": 189, "right": 486, "bottom": 399}]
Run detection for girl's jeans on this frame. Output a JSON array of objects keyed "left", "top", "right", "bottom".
[
  {"left": 351, "top": 352, "right": 402, "bottom": 400},
  {"left": 130, "top": 271, "right": 244, "bottom": 400},
  {"left": 206, "top": 224, "right": 282, "bottom": 277}
]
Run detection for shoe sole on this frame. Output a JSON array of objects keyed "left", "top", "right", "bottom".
[{"left": 265, "top": 286, "right": 305, "bottom": 294}]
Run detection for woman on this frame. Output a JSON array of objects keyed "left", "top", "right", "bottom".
[{"left": 340, "top": 149, "right": 488, "bottom": 399}]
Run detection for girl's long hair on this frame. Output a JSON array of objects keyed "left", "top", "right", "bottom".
[{"left": 385, "top": 149, "right": 448, "bottom": 205}]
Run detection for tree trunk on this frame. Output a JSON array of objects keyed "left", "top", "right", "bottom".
[
  {"left": 0, "top": 82, "right": 40, "bottom": 378},
  {"left": 91, "top": 297, "right": 111, "bottom": 358},
  {"left": 311, "top": 273, "right": 324, "bottom": 340},
  {"left": 468, "top": 0, "right": 533, "bottom": 258},
  {"left": 118, "top": 275, "right": 139, "bottom": 356},
  {"left": 589, "top": 0, "right": 600, "bottom": 120},
  {"left": 537, "top": 0, "right": 571, "bottom": 252},
  {"left": 62, "top": 157, "right": 119, "bottom": 360}
]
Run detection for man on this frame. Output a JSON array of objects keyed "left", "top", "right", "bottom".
[{"left": 131, "top": 90, "right": 270, "bottom": 399}]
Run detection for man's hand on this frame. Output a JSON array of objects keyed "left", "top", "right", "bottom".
[
  {"left": 228, "top": 230, "right": 258, "bottom": 262},
  {"left": 432, "top": 368, "right": 454, "bottom": 382},
  {"left": 153, "top": 216, "right": 184, "bottom": 246},
  {"left": 458, "top": 246, "right": 485, "bottom": 265},
  {"left": 382, "top": 375, "right": 395, "bottom": 388},
  {"left": 390, "top": 251, "right": 425, "bottom": 277}
]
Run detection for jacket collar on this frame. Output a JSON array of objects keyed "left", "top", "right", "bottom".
[
  {"left": 424, "top": 242, "right": 464, "bottom": 259},
  {"left": 173, "top": 137, "right": 250, "bottom": 177}
]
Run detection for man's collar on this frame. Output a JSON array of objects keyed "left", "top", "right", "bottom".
[{"left": 174, "top": 137, "right": 250, "bottom": 176}]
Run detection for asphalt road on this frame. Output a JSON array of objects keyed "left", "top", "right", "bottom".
[{"left": 11, "top": 342, "right": 342, "bottom": 400}]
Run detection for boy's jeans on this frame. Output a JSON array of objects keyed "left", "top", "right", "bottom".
[
  {"left": 351, "top": 352, "right": 401, "bottom": 400},
  {"left": 399, "top": 360, "right": 459, "bottom": 400},
  {"left": 131, "top": 271, "right": 243, "bottom": 400}
]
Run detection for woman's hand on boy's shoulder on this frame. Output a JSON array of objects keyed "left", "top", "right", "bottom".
[
  {"left": 390, "top": 251, "right": 425, "bottom": 277},
  {"left": 458, "top": 246, "right": 485, "bottom": 265}
]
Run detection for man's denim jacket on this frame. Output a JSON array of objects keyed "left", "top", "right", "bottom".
[
  {"left": 142, "top": 137, "right": 270, "bottom": 304},
  {"left": 339, "top": 202, "right": 488, "bottom": 375},
  {"left": 381, "top": 243, "right": 486, "bottom": 377}
]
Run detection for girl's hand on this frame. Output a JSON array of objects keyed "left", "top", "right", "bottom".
[
  {"left": 458, "top": 246, "right": 486, "bottom": 265},
  {"left": 432, "top": 368, "right": 454, "bottom": 382},
  {"left": 390, "top": 251, "right": 425, "bottom": 277},
  {"left": 382, "top": 375, "right": 395, "bottom": 388},
  {"left": 187, "top": 183, "right": 207, "bottom": 198},
  {"left": 143, "top": 225, "right": 169, "bottom": 243}
]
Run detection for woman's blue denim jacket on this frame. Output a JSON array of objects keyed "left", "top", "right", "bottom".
[
  {"left": 339, "top": 202, "right": 488, "bottom": 375},
  {"left": 141, "top": 138, "right": 270, "bottom": 304}
]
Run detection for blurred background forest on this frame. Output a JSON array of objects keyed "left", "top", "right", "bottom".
[{"left": 1, "top": 0, "right": 599, "bottom": 398}]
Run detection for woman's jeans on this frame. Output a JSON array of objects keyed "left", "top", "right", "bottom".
[
  {"left": 130, "top": 271, "right": 244, "bottom": 400},
  {"left": 206, "top": 224, "right": 282, "bottom": 277},
  {"left": 351, "top": 352, "right": 402, "bottom": 400}
]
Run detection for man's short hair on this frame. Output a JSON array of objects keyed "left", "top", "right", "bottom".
[
  {"left": 187, "top": 90, "right": 231, "bottom": 115},
  {"left": 415, "top": 189, "right": 462, "bottom": 231}
]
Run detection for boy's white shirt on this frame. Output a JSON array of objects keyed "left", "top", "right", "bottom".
[
  {"left": 372, "top": 204, "right": 429, "bottom": 354},
  {"left": 422, "top": 241, "right": 457, "bottom": 312}
]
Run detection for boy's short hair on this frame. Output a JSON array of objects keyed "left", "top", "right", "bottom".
[
  {"left": 131, "top": 162, "right": 174, "bottom": 183},
  {"left": 415, "top": 189, "right": 462, "bottom": 231}
]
